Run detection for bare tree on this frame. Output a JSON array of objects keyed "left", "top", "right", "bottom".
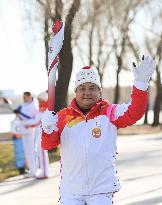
[
  {"left": 74, "top": 0, "right": 151, "bottom": 104},
  {"left": 108, "top": 0, "right": 152, "bottom": 103},
  {"left": 152, "top": 34, "right": 162, "bottom": 126},
  {"left": 73, "top": 0, "right": 114, "bottom": 87},
  {"left": 139, "top": 1, "right": 162, "bottom": 125},
  {"left": 74, "top": 0, "right": 162, "bottom": 125},
  {"left": 36, "top": 0, "right": 81, "bottom": 111},
  {"left": 55, "top": 0, "right": 81, "bottom": 111}
]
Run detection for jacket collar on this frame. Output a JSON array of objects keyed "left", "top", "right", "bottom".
[{"left": 68, "top": 98, "right": 108, "bottom": 116}]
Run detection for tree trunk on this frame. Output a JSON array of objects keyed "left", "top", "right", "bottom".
[
  {"left": 144, "top": 89, "right": 150, "bottom": 124},
  {"left": 55, "top": 28, "right": 73, "bottom": 111},
  {"left": 114, "top": 70, "right": 120, "bottom": 104},
  {"left": 55, "top": 0, "right": 81, "bottom": 112},
  {"left": 144, "top": 105, "right": 148, "bottom": 124},
  {"left": 114, "top": 56, "right": 122, "bottom": 104},
  {"left": 152, "top": 86, "right": 162, "bottom": 126},
  {"left": 89, "top": 21, "right": 95, "bottom": 66},
  {"left": 44, "top": 16, "right": 49, "bottom": 71}
]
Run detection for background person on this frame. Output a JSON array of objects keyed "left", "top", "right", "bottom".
[
  {"left": 11, "top": 119, "right": 26, "bottom": 175},
  {"left": 21, "top": 91, "right": 49, "bottom": 179},
  {"left": 14, "top": 91, "right": 39, "bottom": 177}
]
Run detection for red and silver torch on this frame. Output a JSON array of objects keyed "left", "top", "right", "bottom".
[{"left": 47, "top": 20, "right": 64, "bottom": 111}]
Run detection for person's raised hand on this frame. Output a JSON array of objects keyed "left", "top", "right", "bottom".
[{"left": 133, "top": 55, "right": 156, "bottom": 83}]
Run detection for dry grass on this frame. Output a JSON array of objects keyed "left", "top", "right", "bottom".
[
  {"left": 0, "top": 144, "right": 19, "bottom": 181},
  {"left": 0, "top": 144, "right": 60, "bottom": 182}
]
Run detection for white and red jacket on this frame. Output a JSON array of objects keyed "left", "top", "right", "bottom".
[{"left": 42, "top": 84, "right": 148, "bottom": 196}]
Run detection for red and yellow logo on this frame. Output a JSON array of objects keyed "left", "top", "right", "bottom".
[{"left": 92, "top": 128, "right": 101, "bottom": 138}]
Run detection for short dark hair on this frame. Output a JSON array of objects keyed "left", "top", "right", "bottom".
[{"left": 23, "top": 91, "right": 31, "bottom": 96}]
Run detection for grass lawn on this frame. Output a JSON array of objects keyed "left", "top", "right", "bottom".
[
  {"left": 0, "top": 144, "right": 19, "bottom": 181},
  {"left": 0, "top": 143, "right": 60, "bottom": 182}
]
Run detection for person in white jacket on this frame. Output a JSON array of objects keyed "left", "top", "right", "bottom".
[
  {"left": 22, "top": 91, "right": 49, "bottom": 179},
  {"left": 14, "top": 92, "right": 39, "bottom": 177},
  {"left": 41, "top": 56, "right": 155, "bottom": 205}
]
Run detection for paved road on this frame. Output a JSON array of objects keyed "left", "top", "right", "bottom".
[{"left": 0, "top": 133, "right": 162, "bottom": 205}]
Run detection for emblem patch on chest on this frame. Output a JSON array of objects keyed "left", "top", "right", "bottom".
[{"left": 92, "top": 128, "right": 101, "bottom": 138}]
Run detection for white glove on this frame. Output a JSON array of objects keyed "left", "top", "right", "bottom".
[
  {"left": 41, "top": 109, "right": 58, "bottom": 134},
  {"left": 133, "top": 55, "right": 156, "bottom": 83}
]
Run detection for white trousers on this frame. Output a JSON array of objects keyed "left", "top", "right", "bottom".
[
  {"left": 60, "top": 193, "right": 113, "bottom": 205},
  {"left": 35, "top": 139, "right": 49, "bottom": 178},
  {"left": 22, "top": 133, "right": 36, "bottom": 175},
  {"left": 35, "top": 126, "right": 49, "bottom": 178}
]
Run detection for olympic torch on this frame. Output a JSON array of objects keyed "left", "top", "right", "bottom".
[{"left": 47, "top": 20, "right": 64, "bottom": 111}]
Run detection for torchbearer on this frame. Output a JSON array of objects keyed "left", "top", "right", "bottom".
[{"left": 41, "top": 23, "right": 155, "bottom": 204}]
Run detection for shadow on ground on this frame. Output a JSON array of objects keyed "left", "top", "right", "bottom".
[{"left": 127, "top": 195, "right": 162, "bottom": 205}]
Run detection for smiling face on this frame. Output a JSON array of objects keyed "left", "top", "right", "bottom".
[{"left": 75, "top": 82, "right": 101, "bottom": 109}]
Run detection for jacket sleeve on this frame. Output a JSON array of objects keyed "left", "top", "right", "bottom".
[
  {"left": 106, "top": 86, "right": 148, "bottom": 128},
  {"left": 22, "top": 112, "right": 41, "bottom": 127},
  {"left": 41, "top": 129, "right": 60, "bottom": 150}
]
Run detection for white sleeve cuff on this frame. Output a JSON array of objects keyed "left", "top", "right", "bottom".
[{"left": 134, "top": 81, "right": 149, "bottom": 91}]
